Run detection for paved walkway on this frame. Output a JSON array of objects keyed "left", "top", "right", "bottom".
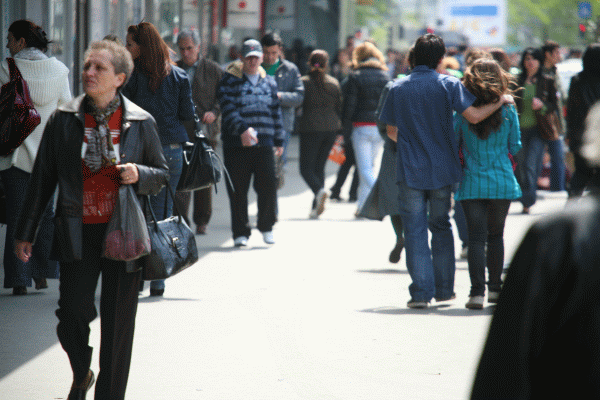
[{"left": 0, "top": 136, "right": 569, "bottom": 399}]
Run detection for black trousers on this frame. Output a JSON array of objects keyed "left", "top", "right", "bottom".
[
  {"left": 330, "top": 135, "right": 359, "bottom": 199},
  {"left": 299, "top": 131, "right": 337, "bottom": 197},
  {"left": 223, "top": 146, "right": 277, "bottom": 238},
  {"left": 56, "top": 223, "right": 141, "bottom": 400},
  {"left": 176, "top": 187, "right": 213, "bottom": 226},
  {"left": 460, "top": 199, "right": 511, "bottom": 297}
]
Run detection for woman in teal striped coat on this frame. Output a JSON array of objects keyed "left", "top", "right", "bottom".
[{"left": 454, "top": 59, "right": 522, "bottom": 310}]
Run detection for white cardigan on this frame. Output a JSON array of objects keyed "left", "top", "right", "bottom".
[{"left": 0, "top": 52, "right": 72, "bottom": 173}]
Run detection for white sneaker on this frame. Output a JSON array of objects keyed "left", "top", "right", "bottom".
[
  {"left": 308, "top": 208, "right": 319, "bottom": 219},
  {"left": 315, "top": 188, "right": 328, "bottom": 216},
  {"left": 465, "top": 296, "right": 485, "bottom": 309},
  {"left": 262, "top": 231, "right": 275, "bottom": 244},
  {"left": 234, "top": 236, "right": 248, "bottom": 247}
]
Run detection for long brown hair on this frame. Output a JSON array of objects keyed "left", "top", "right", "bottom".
[
  {"left": 127, "top": 22, "right": 172, "bottom": 92},
  {"left": 462, "top": 59, "right": 513, "bottom": 139}
]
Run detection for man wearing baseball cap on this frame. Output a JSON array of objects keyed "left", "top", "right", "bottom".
[{"left": 218, "top": 39, "right": 284, "bottom": 247}]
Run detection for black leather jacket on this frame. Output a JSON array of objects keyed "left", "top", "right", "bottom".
[
  {"left": 15, "top": 94, "right": 169, "bottom": 267},
  {"left": 343, "top": 63, "right": 390, "bottom": 123}
]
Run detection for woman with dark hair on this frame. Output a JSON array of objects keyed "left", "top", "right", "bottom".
[
  {"left": 454, "top": 59, "right": 522, "bottom": 309},
  {"left": 297, "top": 49, "right": 342, "bottom": 218},
  {"left": 344, "top": 41, "right": 390, "bottom": 213},
  {"left": 489, "top": 48, "right": 512, "bottom": 72},
  {"left": 14, "top": 39, "right": 168, "bottom": 400},
  {"left": 514, "top": 47, "right": 561, "bottom": 213},
  {"left": 566, "top": 44, "right": 600, "bottom": 197},
  {"left": 0, "top": 19, "right": 71, "bottom": 295},
  {"left": 123, "top": 22, "right": 194, "bottom": 296}
]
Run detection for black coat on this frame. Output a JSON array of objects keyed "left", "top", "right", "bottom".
[
  {"left": 343, "top": 63, "right": 390, "bottom": 124},
  {"left": 471, "top": 195, "right": 600, "bottom": 399},
  {"left": 567, "top": 72, "right": 600, "bottom": 153},
  {"left": 15, "top": 94, "right": 169, "bottom": 268}
]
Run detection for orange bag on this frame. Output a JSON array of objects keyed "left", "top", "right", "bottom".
[{"left": 328, "top": 135, "right": 346, "bottom": 165}]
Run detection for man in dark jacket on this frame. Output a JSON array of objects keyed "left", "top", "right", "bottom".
[
  {"left": 260, "top": 32, "right": 304, "bottom": 166},
  {"left": 175, "top": 29, "right": 223, "bottom": 234},
  {"left": 218, "top": 39, "right": 284, "bottom": 247}
]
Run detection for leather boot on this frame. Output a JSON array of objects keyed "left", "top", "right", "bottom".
[{"left": 68, "top": 370, "right": 95, "bottom": 400}]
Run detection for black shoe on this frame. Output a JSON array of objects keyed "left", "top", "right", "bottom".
[
  {"left": 389, "top": 239, "right": 404, "bottom": 264},
  {"left": 68, "top": 370, "right": 95, "bottom": 400},
  {"left": 138, "top": 281, "right": 144, "bottom": 292},
  {"left": 348, "top": 195, "right": 357, "bottom": 203},
  {"left": 34, "top": 277, "right": 48, "bottom": 290},
  {"left": 149, "top": 288, "right": 164, "bottom": 297},
  {"left": 329, "top": 189, "right": 341, "bottom": 201},
  {"left": 12, "top": 286, "right": 27, "bottom": 295},
  {"left": 435, "top": 293, "right": 457, "bottom": 302}
]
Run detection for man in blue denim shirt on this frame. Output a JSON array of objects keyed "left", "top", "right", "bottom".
[{"left": 379, "top": 34, "right": 515, "bottom": 308}]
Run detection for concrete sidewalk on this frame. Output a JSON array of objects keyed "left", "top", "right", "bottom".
[{"left": 0, "top": 135, "right": 569, "bottom": 400}]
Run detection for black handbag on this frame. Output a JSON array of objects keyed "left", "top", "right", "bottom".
[
  {"left": 177, "top": 112, "right": 232, "bottom": 193},
  {"left": 0, "top": 58, "right": 41, "bottom": 156},
  {"left": 142, "top": 182, "right": 199, "bottom": 281}
]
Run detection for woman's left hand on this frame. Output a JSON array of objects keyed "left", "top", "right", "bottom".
[
  {"left": 532, "top": 97, "right": 543, "bottom": 111},
  {"left": 117, "top": 163, "right": 139, "bottom": 184}
]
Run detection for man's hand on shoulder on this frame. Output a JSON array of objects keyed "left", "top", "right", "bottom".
[{"left": 502, "top": 94, "right": 515, "bottom": 105}]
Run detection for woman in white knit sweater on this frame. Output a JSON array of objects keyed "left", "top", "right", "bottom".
[{"left": 0, "top": 20, "right": 71, "bottom": 295}]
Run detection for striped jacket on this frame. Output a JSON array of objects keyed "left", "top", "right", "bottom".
[{"left": 218, "top": 61, "right": 284, "bottom": 148}]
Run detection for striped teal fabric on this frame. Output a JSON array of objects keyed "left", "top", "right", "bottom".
[{"left": 454, "top": 105, "right": 522, "bottom": 201}]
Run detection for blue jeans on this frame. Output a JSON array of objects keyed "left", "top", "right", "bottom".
[
  {"left": 518, "top": 127, "right": 546, "bottom": 208},
  {"left": 397, "top": 181, "right": 455, "bottom": 302},
  {"left": 150, "top": 144, "right": 183, "bottom": 291},
  {"left": 352, "top": 125, "right": 383, "bottom": 210},
  {"left": 548, "top": 138, "right": 565, "bottom": 191}
]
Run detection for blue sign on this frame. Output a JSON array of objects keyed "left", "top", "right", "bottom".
[
  {"left": 578, "top": 2, "right": 592, "bottom": 19},
  {"left": 450, "top": 6, "right": 498, "bottom": 17}
]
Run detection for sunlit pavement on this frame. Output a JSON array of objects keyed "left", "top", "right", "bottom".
[{"left": 0, "top": 136, "right": 568, "bottom": 400}]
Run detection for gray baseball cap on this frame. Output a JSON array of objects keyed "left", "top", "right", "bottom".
[{"left": 241, "top": 39, "right": 263, "bottom": 58}]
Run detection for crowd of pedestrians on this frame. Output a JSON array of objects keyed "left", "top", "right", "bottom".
[{"left": 4, "top": 15, "right": 600, "bottom": 399}]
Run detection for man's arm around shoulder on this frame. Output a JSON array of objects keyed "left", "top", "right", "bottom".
[{"left": 462, "top": 95, "right": 514, "bottom": 124}]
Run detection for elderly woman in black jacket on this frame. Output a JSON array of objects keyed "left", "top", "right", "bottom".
[
  {"left": 343, "top": 41, "right": 390, "bottom": 212},
  {"left": 14, "top": 40, "right": 168, "bottom": 400},
  {"left": 566, "top": 44, "right": 600, "bottom": 197}
]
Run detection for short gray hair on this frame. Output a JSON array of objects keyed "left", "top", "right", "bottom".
[
  {"left": 177, "top": 29, "right": 200, "bottom": 46},
  {"left": 84, "top": 40, "right": 134, "bottom": 90}
]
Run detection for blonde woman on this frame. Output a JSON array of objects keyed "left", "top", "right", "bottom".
[{"left": 342, "top": 42, "right": 390, "bottom": 211}]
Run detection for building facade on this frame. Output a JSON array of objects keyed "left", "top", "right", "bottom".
[{"left": 1, "top": 0, "right": 340, "bottom": 94}]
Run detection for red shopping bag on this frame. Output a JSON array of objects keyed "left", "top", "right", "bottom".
[{"left": 328, "top": 135, "right": 346, "bottom": 165}]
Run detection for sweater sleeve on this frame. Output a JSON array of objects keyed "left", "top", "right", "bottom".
[
  {"left": 278, "top": 64, "right": 305, "bottom": 108},
  {"left": 218, "top": 75, "right": 249, "bottom": 136},
  {"left": 178, "top": 71, "right": 195, "bottom": 122}
]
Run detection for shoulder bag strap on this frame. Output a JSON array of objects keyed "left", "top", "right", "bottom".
[{"left": 6, "top": 58, "right": 20, "bottom": 82}]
